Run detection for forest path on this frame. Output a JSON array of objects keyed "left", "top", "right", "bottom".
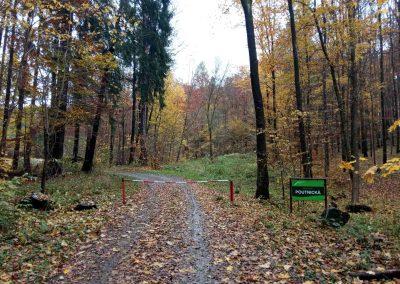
[{"left": 54, "top": 172, "right": 214, "bottom": 284}]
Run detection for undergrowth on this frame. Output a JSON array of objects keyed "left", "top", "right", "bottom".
[{"left": 0, "top": 161, "right": 137, "bottom": 282}]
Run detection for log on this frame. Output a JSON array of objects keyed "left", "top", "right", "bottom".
[{"left": 350, "top": 270, "right": 400, "bottom": 280}]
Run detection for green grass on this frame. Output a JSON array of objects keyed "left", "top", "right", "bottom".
[
  {"left": 0, "top": 163, "right": 137, "bottom": 282},
  {"left": 157, "top": 153, "right": 285, "bottom": 197}
]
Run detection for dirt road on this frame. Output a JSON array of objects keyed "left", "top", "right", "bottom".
[{"left": 55, "top": 173, "right": 214, "bottom": 283}]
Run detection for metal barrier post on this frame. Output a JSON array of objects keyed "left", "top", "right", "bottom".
[
  {"left": 230, "top": 180, "right": 234, "bottom": 205},
  {"left": 121, "top": 178, "right": 126, "bottom": 205}
]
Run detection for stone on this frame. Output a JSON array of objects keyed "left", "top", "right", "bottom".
[
  {"left": 74, "top": 201, "right": 97, "bottom": 211},
  {"left": 19, "top": 192, "right": 52, "bottom": 210},
  {"left": 321, "top": 207, "right": 350, "bottom": 227},
  {"left": 345, "top": 204, "right": 372, "bottom": 213}
]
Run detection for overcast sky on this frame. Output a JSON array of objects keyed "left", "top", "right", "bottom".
[{"left": 170, "top": 0, "right": 250, "bottom": 83}]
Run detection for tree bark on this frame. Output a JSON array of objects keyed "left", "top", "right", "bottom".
[
  {"left": 129, "top": 66, "right": 137, "bottom": 164},
  {"left": 348, "top": 0, "right": 360, "bottom": 205},
  {"left": 287, "top": 0, "right": 312, "bottom": 178},
  {"left": 13, "top": 11, "right": 34, "bottom": 170},
  {"left": 81, "top": 71, "right": 107, "bottom": 172},
  {"left": 24, "top": 51, "right": 39, "bottom": 173},
  {"left": 109, "top": 111, "right": 116, "bottom": 166},
  {"left": 240, "top": 0, "right": 270, "bottom": 199},
  {"left": 0, "top": 0, "right": 17, "bottom": 156},
  {"left": 72, "top": 123, "right": 80, "bottom": 162},
  {"left": 0, "top": 23, "right": 8, "bottom": 96},
  {"left": 378, "top": 5, "right": 387, "bottom": 163},
  {"left": 138, "top": 98, "right": 148, "bottom": 165}
]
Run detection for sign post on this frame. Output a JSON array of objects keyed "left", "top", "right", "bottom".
[{"left": 289, "top": 178, "right": 327, "bottom": 213}]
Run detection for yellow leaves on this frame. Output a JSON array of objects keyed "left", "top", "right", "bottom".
[
  {"left": 381, "top": 158, "right": 400, "bottom": 177},
  {"left": 388, "top": 119, "right": 400, "bottom": 133},
  {"left": 363, "top": 157, "right": 400, "bottom": 182},
  {"left": 377, "top": 0, "right": 387, "bottom": 6},
  {"left": 63, "top": 268, "right": 71, "bottom": 275},
  {"left": 363, "top": 166, "right": 378, "bottom": 184},
  {"left": 339, "top": 160, "right": 355, "bottom": 171},
  {"left": 226, "top": 265, "right": 234, "bottom": 272}
]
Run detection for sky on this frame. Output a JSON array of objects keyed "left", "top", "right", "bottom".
[{"left": 171, "top": 0, "right": 250, "bottom": 83}]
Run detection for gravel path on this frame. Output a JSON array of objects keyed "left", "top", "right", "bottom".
[{"left": 54, "top": 172, "right": 213, "bottom": 284}]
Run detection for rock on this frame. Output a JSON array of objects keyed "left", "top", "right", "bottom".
[
  {"left": 321, "top": 207, "right": 350, "bottom": 227},
  {"left": 346, "top": 204, "right": 372, "bottom": 213},
  {"left": 74, "top": 201, "right": 97, "bottom": 211},
  {"left": 19, "top": 192, "right": 52, "bottom": 210}
]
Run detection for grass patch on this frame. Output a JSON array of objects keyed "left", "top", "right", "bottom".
[
  {"left": 0, "top": 167, "right": 137, "bottom": 282},
  {"left": 157, "top": 153, "right": 285, "bottom": 197}
]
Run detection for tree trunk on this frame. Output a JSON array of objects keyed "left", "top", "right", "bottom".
[
  {"left": 322, "top": 65, "right": 330, "bottom": 177},
  {"left": 287, "top": 0, "right": 312, "bottom": 178},
  {"left": 72, "top": 123, "right": 80, "bottom": 162},
  {"left": 129, "top": 67, "right": 137, "bottom": 164},
  {"left": 378, "top": 6, "right": 387, "bottom": 164},
  {"left": 240, "top": 0, "right": 270, "bottom": 199},
  {"left": 0, "top": 1, "right": 17, "bottom": 156},
  {"left": 138, "top": 99, "right": 148, "bottom": 165},
  {"left": 49, "top": 8, "right": 72, "bottom": 159},
  {"left": 82, "top": 71, "right": 107, "bottom": 172},
  {"left": 360, "top": 95, "right": 368, "bottom": 157},
  {"left": 176, "top": 112, "right": 188, "bottom": 162},
  {"left": 313, "top": 5, "right": 350, "bottom": 162},
  {"left": 348, "top": 1, "right": 360, "bottom": 205},
  {"left": 0, "top": 24, "right": 8, "bottom": 96},
  {"left": 389, "top": 17, "right": 400, "bottom": 153},
  {"left": 24, "top": 54, "right": 39, "bottom": 173},
  {"left": 12, "top": 11, "right": 34, "bottom": 170},
  {"left": 41, "top": 108, "right": 49, "bottom": 193},
  {"left": 121, "top": 107, "right": 126, "bottom": 164},
  {"left": 41, "top": 84, "right": 50, "bottom": 193}
]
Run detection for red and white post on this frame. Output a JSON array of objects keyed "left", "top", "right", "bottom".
[
  {"left": 230, "top": 180, "right": 235, "bottom": 205},
  {"left": 121, "top": 178, "right": 126, "bottom": 205}
]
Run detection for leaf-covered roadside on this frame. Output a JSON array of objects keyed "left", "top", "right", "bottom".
[
  {"left": 192, "top": 184, "right": 400, "bottom": 283},
  {"left": 0, "top": 171, "right": 136, "bottom": 283}
]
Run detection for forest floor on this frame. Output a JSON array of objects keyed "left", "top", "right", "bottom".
[
  {"left": 51, "top": 170, "right": 399, "bottom": 283},
  {"left": 1, "top": 153, "right": 400, "bottom": 283}
]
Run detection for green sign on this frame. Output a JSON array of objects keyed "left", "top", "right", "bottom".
[
  {"left": 291, "top": 179, "right": 326, "bottom": 201},
  {"left": 289, "top": 178, "right": 327, "bottom": 213}
]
